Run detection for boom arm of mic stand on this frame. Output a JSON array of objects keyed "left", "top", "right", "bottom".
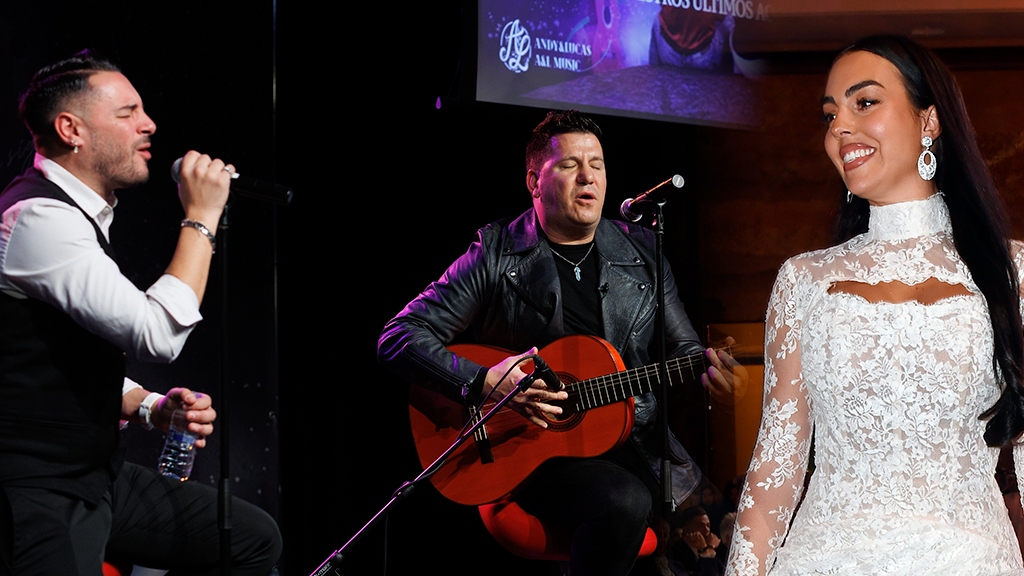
[{"left": 315, "top": 373, "right": 541, "bottom": 575}]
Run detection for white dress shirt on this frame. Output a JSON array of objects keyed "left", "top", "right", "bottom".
[{"left": 0, "top": 154, "right": 202, "bottom": 377}]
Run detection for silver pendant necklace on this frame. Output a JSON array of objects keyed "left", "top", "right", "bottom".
[{"left": 550, "top": 243, "right": 595, "bottom": 282}]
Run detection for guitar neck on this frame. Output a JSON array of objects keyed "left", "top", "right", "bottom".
[{"left": 565, "top": 349, "right": 709, "bottom": 413}]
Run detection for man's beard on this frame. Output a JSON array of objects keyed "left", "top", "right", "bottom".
[{"left": 93, "top": 136, "right": 149, "bottom": 190}]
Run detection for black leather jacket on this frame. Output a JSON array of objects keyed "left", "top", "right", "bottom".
[{"left": 378, "top": 208, "right": 706, "bottom": 504}]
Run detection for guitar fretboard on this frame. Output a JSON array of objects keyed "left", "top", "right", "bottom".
[{"left": 563, "top": 350, "right": 711, "bottom": 413}]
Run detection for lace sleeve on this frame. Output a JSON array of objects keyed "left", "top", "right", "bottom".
[
  {"left": 1012, "top": 242, "right": 1024, "bottom": 508},
  {"left": 726, "top": 259, "right": 815, "bottom": 576}
]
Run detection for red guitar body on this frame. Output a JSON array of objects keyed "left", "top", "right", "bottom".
[{"left": 408, "top": 335, "right": 634, "bottom": 506}]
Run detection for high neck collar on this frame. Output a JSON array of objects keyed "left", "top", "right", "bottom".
[{"left": 866, "top": 194, "right": 950, "bottom": 242}]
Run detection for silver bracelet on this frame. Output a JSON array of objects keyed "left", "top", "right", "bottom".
[{"left": 181, "top": 219, "right": 216, "bottom": 253}]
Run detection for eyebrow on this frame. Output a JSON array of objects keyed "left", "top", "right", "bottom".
[
  {"left": 115, "top": 103, "right": 139, "bottom": 113},
  {"left": 821, "top": 80, "right": 884, "bottom": 106},
  {"left": 559, "top": 154, "right": 604, "bottom": 164}
]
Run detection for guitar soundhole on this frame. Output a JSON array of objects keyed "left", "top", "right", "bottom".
[
  {"left": 544, "top": 409, "right": 583, "bottom": 430},
  {"left": 542, "top": 372, "right": 583, "bottom": 430}
]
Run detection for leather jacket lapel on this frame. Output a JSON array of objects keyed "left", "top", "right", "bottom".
[
  {"left": 594, "top": 220, "right": 656, "bottom": 355},
  {"left": 499, "top": 210, "right": 563, "bottom": 348}
]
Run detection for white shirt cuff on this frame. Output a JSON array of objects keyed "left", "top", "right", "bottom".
[{"left": 122, "top": 377, "right": 142, "bottom": 397}]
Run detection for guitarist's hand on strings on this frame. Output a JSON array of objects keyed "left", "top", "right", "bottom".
[
  {"left": 701, "top": 336, "right": 749, "bottom": 404},
  {"left": 484, "top": 347, "right": 569, "bottom": 429}
]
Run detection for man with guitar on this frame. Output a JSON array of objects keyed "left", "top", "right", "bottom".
[{"left": 378, "top": 110, "right": 742, "bottom": 575}]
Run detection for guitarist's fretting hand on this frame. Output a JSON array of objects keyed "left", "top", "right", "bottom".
[
  {"left": 701, "top": 336, "right": 749, "bottom": 404},
  {"left": 484, "top": 347, "right": 569, "bottom": 429}
]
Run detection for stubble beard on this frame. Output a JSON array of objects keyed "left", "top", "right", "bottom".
[{"left": 93, "top": 136, "right": 149, "bottom": 191}]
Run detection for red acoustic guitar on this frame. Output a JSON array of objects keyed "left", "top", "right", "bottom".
[{"left": 408, "top": 335, "right": 711, "bottom": 506}]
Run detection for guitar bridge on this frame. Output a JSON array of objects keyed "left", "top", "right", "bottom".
[{"left": 468, "top": 405, "right": 494, "bottom": 464}]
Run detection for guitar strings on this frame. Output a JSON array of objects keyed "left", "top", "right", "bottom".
[
  {"left": 468, "top": 345, "right": 735, "bottom": 427},
  {"left": 564, "top": 347, "right": 729, "bottom": 403}
]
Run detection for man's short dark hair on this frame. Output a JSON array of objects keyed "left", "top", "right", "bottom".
[
  {"left": 18, "top": 49, "right": 120, "bottom": 144},
  {"left": 675, "top": 505, "right": 708, "bottom": 528},
  {"left": 525, "top": 110, "right": 603, "bottom": 172}
]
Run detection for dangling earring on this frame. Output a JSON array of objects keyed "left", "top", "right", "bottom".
[
  {"left": 846, "top": 190, "right": 853, "bottom": 204},
  {"left": 71, "top": 140, "right": 79, "bottom": 154},
  {"left": 918, "top": 136, "right": 936, "bottom": 181}
]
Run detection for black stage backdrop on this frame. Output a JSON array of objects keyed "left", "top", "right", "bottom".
[{"left": 1, "top": 3, "right": 727, "bottom": 574}]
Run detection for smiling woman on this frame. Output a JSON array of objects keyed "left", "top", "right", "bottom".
[
  {"left": 724, "top": 35, "right": 1024, "bottom": 576},
  {"left": 821, "top": 51, "right": 939, "bottom": 207}
]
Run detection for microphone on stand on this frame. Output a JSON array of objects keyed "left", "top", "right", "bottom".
[
  {"left": 532, "top": 356, "right": 563, "bottom": 392},
  {"left": 619, "top": 174, "right": 684, "bottom": 222}
]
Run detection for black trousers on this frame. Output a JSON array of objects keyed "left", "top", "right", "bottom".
[
  {"left": 517, "top": 447, "right": 653, "bottom": 576},
  {"left": 0, "top": 463, "right": 281, "bottom": 576}
]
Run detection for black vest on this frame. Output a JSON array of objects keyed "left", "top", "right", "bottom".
[{"left": 0, "top": 168, "right": 125, "bottom": 504}]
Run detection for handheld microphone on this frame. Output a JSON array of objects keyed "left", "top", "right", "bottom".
[
  {"left": 171, "top": 157, "right": 294, "bottom": 205},
  {"left": 619, "top": 174, "right": 684, "bottom": 222}
]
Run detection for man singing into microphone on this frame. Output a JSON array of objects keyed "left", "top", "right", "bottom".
[
  {"left": 0, "top": 50, "right": 281, "bottom": 574},
  {"left": 379, "top": 110, "right": 743, "bottom": 575}
]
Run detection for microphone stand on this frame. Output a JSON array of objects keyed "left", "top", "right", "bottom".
[
  {"left": 218, "top": 203, "right": 233, "bottom": 576},
  {"left": 624, "top": 182, "right": 679, "bottom": 531},
  {"left": 169, "top": 157, "right": 293, "bottom": 576},
  {"left": 313, "top": 368, "right": 545, "bottom": 575},
  {"left": 215, "top": 193, "right": 290, "bottom": 576},
  {"left": 651, "top": 200, "right": 675, "bottom": 528}
]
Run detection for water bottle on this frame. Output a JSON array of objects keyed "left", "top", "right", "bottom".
[{"left": 159, "top": 408, "right": 196, "bottom": 481}]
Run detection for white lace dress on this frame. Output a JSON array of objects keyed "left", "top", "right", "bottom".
[{"left": 725, "top": 194, "right": 1024, "bottom": 575}]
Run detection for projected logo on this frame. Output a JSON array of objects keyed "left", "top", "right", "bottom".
[{"left": 499, "top": 19, "right": 531, "bottom": 73}]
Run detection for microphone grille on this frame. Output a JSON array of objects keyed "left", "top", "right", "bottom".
[{"left": 170, "top": 157, "right": 183, "bottom": 184}]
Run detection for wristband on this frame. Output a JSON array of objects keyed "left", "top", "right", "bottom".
[{"left": 139, "top": 392, "right": 164, "bottom": 430}]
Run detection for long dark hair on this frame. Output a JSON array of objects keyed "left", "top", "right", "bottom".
[{"left": 833, "top": 35, "right": 1024, "bottom": 447}]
